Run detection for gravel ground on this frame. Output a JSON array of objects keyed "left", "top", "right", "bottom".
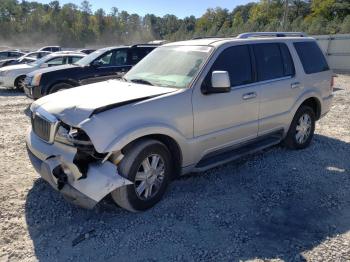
[{"left": 0, "top": 76, "right": 349, "bottom": 262}]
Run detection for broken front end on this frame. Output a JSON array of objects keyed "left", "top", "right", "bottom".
[{"left": 26, "top": 108, "right": 131, "bottom": 209}]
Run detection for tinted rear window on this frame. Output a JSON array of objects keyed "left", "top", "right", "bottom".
[
  {"left": 280, "top": 43, "right": 295, "bottom": 76},
  {"left": 294, "top": 41, "right": 329, "bottom": 74},
  {"left": 209, "top": 45, "right": 253, "bottom": 86},
  {"left": 253, "top": 43, "right": 285, "bottom": 81}
]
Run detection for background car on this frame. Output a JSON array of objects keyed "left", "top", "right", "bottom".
[
  {"left": 0, "top": 52, "right": 85, "bottom": 90},
  {"left": 0, "top": 50, "right": 26, "bottom": 61},
  {"left": 0, "top": 51, "right": 52, "bottom": 68},
  {"left": 24, "top": 44, "right": 160, "bottom": 98},
  {"left": 38, "top": 46, "right": 61, "bottom": 52},
  {"left": 79, "top": 49, "right": 96, "bottom": 54}
]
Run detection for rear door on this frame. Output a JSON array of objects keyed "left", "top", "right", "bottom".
[
  {"left": 80, "top": 48, "right": 131, "bottom": 85},
  {"left": 253, "top": 43, "right": 299, "bottom": 136}
]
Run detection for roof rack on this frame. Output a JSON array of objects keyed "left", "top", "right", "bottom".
[
  {"left": 131, "top": 42, "right": 165, "bottom": 48},
  {"left": 192, "top": 36, "right": 223, "bottom": 40},
  {"left": 237, "top": 32, "right": 307, "bottom": 39}
]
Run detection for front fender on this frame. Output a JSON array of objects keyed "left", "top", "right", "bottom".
[{"left": 104, "top": 124, "right": 187, "bottom": 154}]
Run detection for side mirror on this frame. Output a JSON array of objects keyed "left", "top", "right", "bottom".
[
  {"left": 40, "top": 63, "right": 49, "bottom": 68},
  {"left": 91, "top": 60, "right": 102, "bottom": 67},
  {"left": 208, "top": 71, "right": 231, "bottom": 94}
]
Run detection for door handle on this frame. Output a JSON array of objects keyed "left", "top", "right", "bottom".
[
  {"left": 242, "top": 92, "right": 257, "bottom": 100},
  {"left": 291, "top": 82, "right": 301, "bottom": 89}
]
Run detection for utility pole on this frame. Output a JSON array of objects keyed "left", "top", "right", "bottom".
[{"left": 282, "top": 0, "right": 289, "bottom": 30}]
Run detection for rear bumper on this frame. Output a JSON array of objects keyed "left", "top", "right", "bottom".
[
  {"left": 320, "top": 94, "right": 333, "bottom": 118},
  {"left": 26, "top": 129, "right": 132, "bottom": 209}
]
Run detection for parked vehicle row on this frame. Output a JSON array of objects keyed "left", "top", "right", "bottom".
[
  {"left": 0, "top": 51, "right": 52, "bottom": 68},
  {"left": 25, "top": 32, "right": 334, "bottom": 212},
  {"left": 24, "top": 44, "right": 158, "bottom": 99},
  {"left": 0, "top": 46, "right": 95, "bottom": 69},
  {"left": 0, "top": 52, "right": 86, "bottom": 90}
]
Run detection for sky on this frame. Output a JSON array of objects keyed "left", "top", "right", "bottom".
[{"left": 36, "top": 0, "right": 257, "bottom": 18}]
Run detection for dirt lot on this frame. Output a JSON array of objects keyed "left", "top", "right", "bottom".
[{"left": 0, "top": 76, "right": 349, "bottom": 262}]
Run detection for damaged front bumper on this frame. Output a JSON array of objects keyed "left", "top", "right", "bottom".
[{"left": 26, "top": 130, "right": 132, "bottom": 209}]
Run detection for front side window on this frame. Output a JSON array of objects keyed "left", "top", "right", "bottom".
[
  {"left": 94, "top": 49, "right": 128, "bottom": 66},
  {"left": 124, "top": 46, "right": 213, "bottom": 89},
  {"left": 208, "top": 45, "right": 253, "bottom": 87},
  {"left": 70, "top": 56, "right": 83, "bottom": 64},
  {"left": 129, "top": 48, "right": 153, "bottom": 65},
  {"left": 114, "top": 50, "right": 128, "bottom": 66},
  {"left": 47, "top": 57, "right": 65, "bottom": 66},
  {"left": 294, "top": 41, "right": 329, "bottom": 74}
]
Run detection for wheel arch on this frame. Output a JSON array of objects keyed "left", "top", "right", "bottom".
[
  {"left": 47, "top": 79, "right": 79, "bottom": 94},
  {"left": 14, "top": 75, "right": 26, "bottom": 87},
  {"left": 121, "top": 134, "right": 183, "bottom": 179},
  {"left": 300, "top": 97, "right": 321, "bottom": 120}
]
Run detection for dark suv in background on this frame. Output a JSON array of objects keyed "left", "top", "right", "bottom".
[{"left": 24, "top": 44, "right": 159, "bottom": 99}]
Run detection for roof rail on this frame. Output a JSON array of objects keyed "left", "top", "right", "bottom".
[
  {"left": 131, "top": 42, "right": 165, "bottom": 48},
  {"left": 192, "top": 36, "right": 223, "bottom": 40},
  {"left": 237, "top": 32, "right": 307, "bottom": 39}
]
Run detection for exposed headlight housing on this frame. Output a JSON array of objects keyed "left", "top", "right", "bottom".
[
  {"left": 31, "top": 73, "right": 42, "bottom": 86},
  {"left": 55, "top": 123, "right": 93, "bottom": 146}
]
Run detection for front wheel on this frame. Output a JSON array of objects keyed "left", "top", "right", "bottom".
[
  {"left": 49, "top": 83, "right": 73, "bottom": 94},
  {"left": 111, "top": 139, "right": 172, "bottom": 212},
  {"left": 15, "top": 76, "right": 26, "bottom": 91},
  {"left": 283, "top": 105, "right": 316, "bottom": 150}
]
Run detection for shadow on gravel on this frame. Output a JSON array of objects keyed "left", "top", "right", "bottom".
[
  {"left": 25, "top": 134, "right": 350, "bottom": 261},
  {"left": 0, "top": 87, "right": 24, "bottom": 97}
]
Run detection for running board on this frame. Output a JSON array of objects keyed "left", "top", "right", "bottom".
[{"left": 194, "top": 130, "right": 284, "bottom": 172}]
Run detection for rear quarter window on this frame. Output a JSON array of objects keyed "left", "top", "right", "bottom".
[{"left": 293, "top": 41, "right": 329, "bottom": 74}]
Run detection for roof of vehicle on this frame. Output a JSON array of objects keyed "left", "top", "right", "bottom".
[
  {"left": 52, "top": 51, "right": 86, "bottom": 56},
  {"left": 164, "top": 32, "right": 315, "bottom": 48},
  {"left": 0, "top": 49, "right": 25, "bottom": 53},
  {"left": 96, "top": 44, "right": 161, "bottom": 52},
  {"left": 39, "top": 46, "right": 61, "bottom": 48}
]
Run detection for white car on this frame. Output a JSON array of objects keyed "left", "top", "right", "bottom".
[
  {"left": 0, "top": 52, "right": 86, "bottom": 90},
  {"left": 27, "top": 32, "right": 333, "bottom": 211}
]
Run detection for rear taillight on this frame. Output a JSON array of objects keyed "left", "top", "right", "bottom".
[{"left": 330, "top": 75, "right": 335, "bottom": 92}]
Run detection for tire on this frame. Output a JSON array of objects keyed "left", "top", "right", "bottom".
[
  {"left": 111, "top": 139, "right": 172, "bottom": 212},
  {"left": 14, "top": 76, "right": 26, "bottom": 91},
  {"left": 49, "top": 83, "right": 73, "bottom": 94},
  {"left": 283, "top": 105, "right": 316, "bottom": 150}
]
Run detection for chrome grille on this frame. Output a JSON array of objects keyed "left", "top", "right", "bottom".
[
  {"left": 32, "top": 114, "right": 51, "bottom": 142},
  {"left": 31, "top": 111, "right": 59, "bottom": 143}
]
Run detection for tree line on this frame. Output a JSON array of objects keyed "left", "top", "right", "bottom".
[{"left": 0, "top": 0, "right": 349, "bottom": 48}]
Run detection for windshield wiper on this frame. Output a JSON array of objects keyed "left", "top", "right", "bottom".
[{"left": 129, "top": 78, "right": 153, "bottom": 86}]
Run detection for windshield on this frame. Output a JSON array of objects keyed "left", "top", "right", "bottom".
[
  {"left": 74, "top": 49, "right": 108, "bottom": 66},
  {"left": 124, "top": 45, "right": 213, "bottom": 89}
]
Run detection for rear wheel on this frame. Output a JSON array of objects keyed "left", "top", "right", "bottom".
[
  {"left": 49, "top": 83, "right": 73, "bottom": 94},
  {"left": 111, "top": 139, "right": 172, "bottom": 212},
  {"left": 14, "top": 76, "right": 26, "bottom": 91},
  {"left": 283, "top": 105, "right": 316, "bottom": 149}
]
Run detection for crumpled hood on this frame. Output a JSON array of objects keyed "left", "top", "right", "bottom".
[{"left": 31, "top": 80, "right": 177, "bottom": 126}]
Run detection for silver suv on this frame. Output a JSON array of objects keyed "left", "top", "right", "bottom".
[{"left": 26, "top": 32, "right": 334, "bottom": 212}]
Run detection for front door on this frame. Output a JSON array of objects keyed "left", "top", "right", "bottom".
[
  {"left": 80, "top": 49, "right": 132, "bottom": 85},
  {"left": 192, "top": 45, "right": 260, "bottom": 156}
]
